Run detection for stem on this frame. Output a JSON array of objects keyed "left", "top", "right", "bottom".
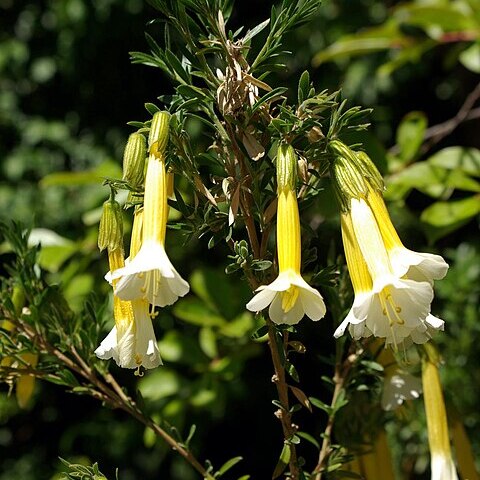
[
  {"left": 14, "top": 320, "right": 215, "bottom": 479},
  {"left": 267, "top": 321, "right": 299, "bottom": 479},
  {"left": 312, "top": 348, "right": 358, "bottom": 480},
  {"left": 312, "top": 364, "right": 343, "bottom": 480}
]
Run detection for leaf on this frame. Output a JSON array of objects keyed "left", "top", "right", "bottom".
[
  {"left": 396, "top": 111, "right": 427, "bottom": 163},
  {"left": 460, "top": 41, "right": 480, "bottom": 73},
  {"left": 199, "top": 327, "right": 218, "bottom": 359},
  {"left": 296, "top": 431, "right": 320, "bottom": 449},
  {"left": 138, "top": 368, "right": 182, "bottom": 400},
  {"left": 421, "top": 195, "right": 480, "bottom": 228},
  {"left": 40, "top": 160, "right": 122, "bottom": 187},
  {"left": 427, "top": 147, "right": 480, "bottom": 177},
  {"left": 216, "top": 456, "right": 243, "bottom": 477},
  {"left": 309, "top": 396, "right": 332, "bottom": 414},
  {"left": 251, "top": 325, "right": 269, "bottom": 340},
  {"left": 297, "top": 70, "right": 310, "bottom": 104},
  {"left": 243, "top": 19, "right": 270, "bottom": 43},
  {"left": 250, "top": 87, "right": 288, "bottom": 115},
  {"left": 289, "top": 385, "right": 312, "bottom": 412},
  {"left": 173, "top": 298, "right": 226, "bottom": 327},
  {"left": 272, "top": 443, "right": 291, "bottom": 479}
]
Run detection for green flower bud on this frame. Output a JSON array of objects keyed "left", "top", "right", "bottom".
[
  {"left": 328, "top": 140, "right": 384, "bottom": 212},
  {"left": 276, "top": 144, "right": 297, "bottom": 193},
  {"left": 148, "top": 111, "right": 170, "bottom": 156},
  {"left": 98, "top": 199, "right": 124, "bottom": 252},
  {"left": 122, "top": 133, "right": 146, "bottom": 188}
]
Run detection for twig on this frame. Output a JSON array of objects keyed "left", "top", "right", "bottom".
[
  {"left": 267, "top": 322, "right": 300, "bottom": 479},
  {"left": 312, "top": 349, "right": 358, "bottom": 480},
  {"left": 390, "top": 82, "right": 480, "bottom": 158}
]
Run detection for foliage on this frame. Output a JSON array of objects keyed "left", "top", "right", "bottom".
[{"left": 1, "top": 0, "right": 479, "bottom": 479}]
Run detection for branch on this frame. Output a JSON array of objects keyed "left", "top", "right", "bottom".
[
  {"left": 312, "top": 348, "right": 358, "bottom": 480},
  {"left": 267, "top": 322, "right": 300, "bottom": 479}
]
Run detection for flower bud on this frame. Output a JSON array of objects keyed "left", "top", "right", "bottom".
[
  {"left": 149, "top": 111, "right": 170, "bottom": 156},
  {"left": 329, "top": 140, "right": 383, "bottom": 212},
  {"left": 122, "top": 133, "right": 146, "bottom": 188},
  {"left": 276, "top": 144, "right": 297, "bottom": 193},
  {"left": 98, "top": 199, "right": 124, "bottom": 252}
]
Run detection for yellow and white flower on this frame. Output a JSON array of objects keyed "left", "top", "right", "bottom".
[
  {"left": 112, "top": 151, "right": 189, "bottom": 307},
  {"left": 334, "top": 197, "right": 443, "bottom": 347},
  {"left": 95, "top": 298, "right": 162, "bottom": 369},
  {"left": 366, "top": 185, "right": 448, "bottom": 284},
  {"left": 96, "top": 205, "right": 162, "bottom": 370},
  {"left": 246, "top": 145, "right": 326, "bottom": 325}
]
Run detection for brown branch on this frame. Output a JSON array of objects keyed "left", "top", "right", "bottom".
[
  {"left": 267, "top": 322, "right": 300, "bottom": 479},
  {"left": 389, "top": 82, "right": 480, "bottom": 158},
  {"left": 312, "top": 350, "right": 358, "bottom": 480},
  {"left": 11, "top": 319, "right": 215, "bottom": 479}
]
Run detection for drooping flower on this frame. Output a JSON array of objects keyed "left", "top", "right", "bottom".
[
  {"left": 111, "top": 112, "right": 189, "bottom": 307},
  {"left": 422, "top": 343, "right": 459, "bottom": 480},
  {"left": 246, "top": 144, "right": 326, "bottom": 325},
  {"left": 95, "top": 202, "right": 161, "bottom": 370},
  {"left": 95, "top": 297, "right": 162, "bottom": 369},
  {"left": 330, "top": 142, "right": 447, "bottom": 347}
]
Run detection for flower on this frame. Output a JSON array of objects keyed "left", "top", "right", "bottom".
[
  {"left": 246, "top": 144, "right": 326, "bottom": 324},
  {"left": 96, "top": 242, "right": 162, "bottom": 369},
  {"left": 95, "top": 298, "right": 162, "bottom": 369},
  {"left": 422, "top": 343, "right": 459, "bottom": 480},
  {"left": 112, "top": 152, "right": 189, "bottom": 307},
  {"left": 334, "top": 197, "right": 444, "bottom": 347},
  {"left": 366, "top": 184, "right": 448, "bottom": 284},
  {"left": 247, "top": 269, "right": 326, "bottom": 325}
]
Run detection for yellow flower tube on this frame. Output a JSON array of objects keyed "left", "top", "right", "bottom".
[{"left": 247, "top": 144, "right": 326, "bottom": 325}]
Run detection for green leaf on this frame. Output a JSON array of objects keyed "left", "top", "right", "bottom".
[
  {"left": 296, "top": 431, "right": 320, "bottom": 449},
  {"left": 297, "top": 70, "right": 310, "bottom": 104},
  {"left": 199, "top": 327, "right": 218, "bottom": 358},
  {"left": 396, "top": 111, "right": 427, "bottom": 163},
  {"left": 243, "top": 19, "right": 270, "bottom": 43},
  {"left": 427, "top": 147, "right": 480, "bottom": 177},
  {"left": 173, "top": 298, "right": 226, "bottom": 327},
  {"left": 251, "top": 324, "right": 269, "bottom": 340},
  {"left": 421, "top": 195, "right": 480, "bottom": 228},
  {"left": 138, "top": 368, "right": 182, "bottom": 400},
  {"left": 460, "top": 42, "right": 480, "bottom": 73},
  {"left": 216, "top": 456, "right": 243, "bottom": 477},
  {"left": 272, "top": 443, "right": 291, "bottom": 479},
  {"left": 158, "top": 331, "right": 207, "bottom": 365},
  {"left": 40, "top": 160, "right": 122, "bottom": 187}
]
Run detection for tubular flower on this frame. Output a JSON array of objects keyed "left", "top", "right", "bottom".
[
  {"left": 330, "top": 143, "right": 447, "bottom": 347},
  {"left": 334, "top": 198, "right": 442, "bottom": 347},
  {"left": 96, "top": 203, "right": 161, "bottom": 370},
  {"left": 422, "top": 343, "right": 459, "bottom": 480},
  {"left": 246, "top": 145, "right": 326, "bottom": 325},
  {"left": 95, "top": 246, "right": 162, "bottom": 369},
  {"left": 111, "top": 113, "right": 189, "bottom": 307}
]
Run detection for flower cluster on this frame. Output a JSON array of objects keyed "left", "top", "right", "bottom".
[
  {"left": 95, "top": 112, "right": 189, "bottom": 371},
  {"left": 330, "top": 143, "right": 448, "bottom": 349}
]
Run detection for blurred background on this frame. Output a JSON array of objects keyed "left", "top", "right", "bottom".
[{"left": 0, "top": 0, "right": 479, "bottom": 478}]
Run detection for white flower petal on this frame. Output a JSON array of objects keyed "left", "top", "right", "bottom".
[
  {"left": 95, "top": 327, "right": 118, "bottom": 362},
  {"left": 268, "top": 293, "right": 304, "bottom": 325},
  {"left": 246, "top": 288, "right": 277, "bottom": 312},
  {"left": 299, "top": 288, "right": 326, "bottom": 321},
  {"left": 389, "top": 247, "right": 449, "bottom": 283},
  {"left": 112, "top": 241, "right": 189, "bottom": 307},
  {"left": 431, "top": 453, "right": 459, "bottom": 480}
]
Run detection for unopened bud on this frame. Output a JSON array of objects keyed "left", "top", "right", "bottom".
[
  {"left": 276, "top": 144, "right": 297, "bottom": 193},
  {"left": 98, "top": 199, "right": 124, "bottom": 252},
  {"left": 329, "top": 140, "right": 382, "bottom": 212},
  {"left": 122, "top": 133, "right": 146, "bottom": 188},
  {"left": 149, "top": 111, "right": 170, "bottom": 156}
]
